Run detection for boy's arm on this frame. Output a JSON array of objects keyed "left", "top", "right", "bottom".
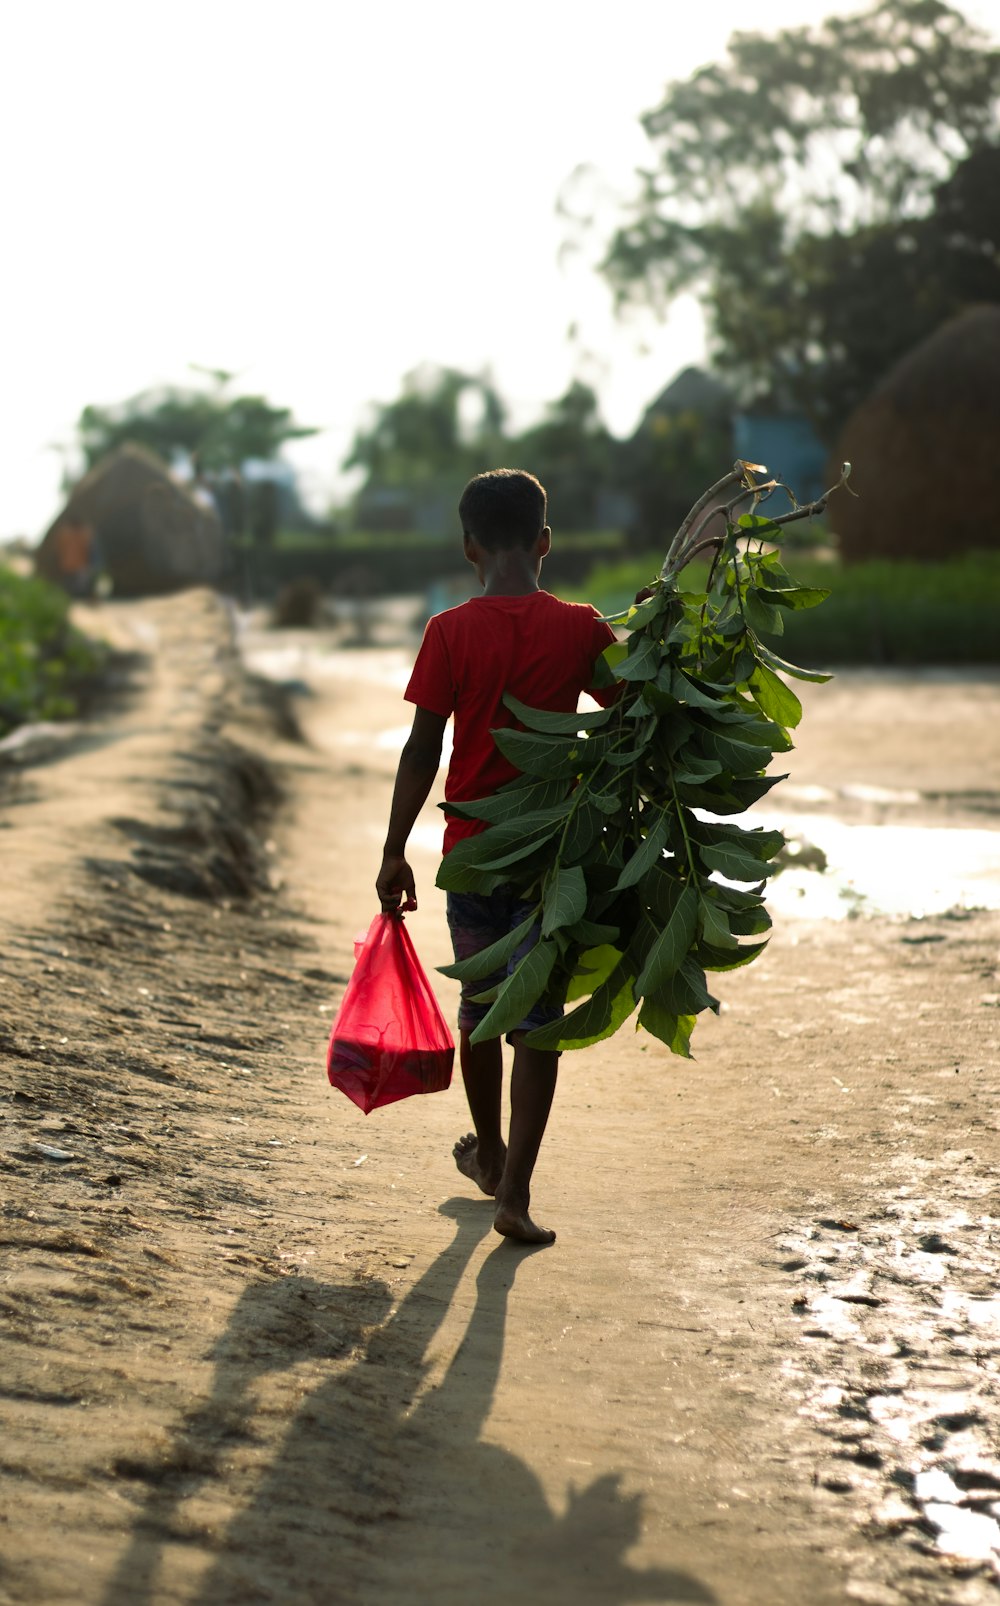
[{"left": 376, "top": 706, "right": 447, "bottom": 912}]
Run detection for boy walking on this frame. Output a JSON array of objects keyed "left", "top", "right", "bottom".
[{"left": 376, "top": 470, "right": 615, "bottom": 1245}]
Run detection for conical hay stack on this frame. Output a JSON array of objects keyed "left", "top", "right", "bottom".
[
  {"left": 37, "top": 443, "right": 225, "bottom": 596},
  {"left": 829, "top": 306, "right": 1000, "bottom": 562}
]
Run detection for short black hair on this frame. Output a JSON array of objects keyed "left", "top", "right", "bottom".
[{"left": 458, "top": 468, "right": 547, "bottom": 551}]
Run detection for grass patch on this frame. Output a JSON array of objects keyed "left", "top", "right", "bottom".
[
  {"left": 561, "top": 550, "right": 1000, "bottom": 666},
  {"left": 0, "top": 567, "right": 105, "bottom": 736}
]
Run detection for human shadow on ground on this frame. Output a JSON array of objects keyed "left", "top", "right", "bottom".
[
  {"left": 100, "top": 1267, "right": 394, "bottom": 1606},
  {"left": 105, "top": 1199, "right": 716, "bottom": 1604}
]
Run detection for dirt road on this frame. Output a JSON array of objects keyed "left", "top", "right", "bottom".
[{"left": 2, "top": 592, "right": 998, "bottom": 1606}]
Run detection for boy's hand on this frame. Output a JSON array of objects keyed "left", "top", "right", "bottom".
[{"left": 377, "top": 853, "right": 417, "bottom": 913}]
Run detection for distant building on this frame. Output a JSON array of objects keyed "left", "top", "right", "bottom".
[
  {"left": 37, "top": 444, "right": 226, "bottom": 597},
  {"left": 830, "top": 306, "right": 1000, "bottom": 561},
  {"left": 732, "top": 413, "right": 828, "bottom": 513}
]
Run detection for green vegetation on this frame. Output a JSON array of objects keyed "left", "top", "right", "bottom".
[
  {"left": 566, "top": 551, "right": 1000, "bottom": 666},
  {"left": 75, "top": 367, "right": 315, "bottom": 476},
  {"left": 0, "top": 567, "right": 104, "bottom": 736},
  {"left": 600, "top": 0, "right": 1000, "bottom": 437},
  {"left": 435, "top": 471, "right": 829, "bottom": 1058}
]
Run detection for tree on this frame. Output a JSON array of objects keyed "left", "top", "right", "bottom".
[
  {"left": 602, "top": 0, "right": 1000, "bottom": 436},
  {"left": 74, "top": 368, "right": 316, "bottom": 477},
  {"left": 344, "top": 364, "right": 506, "bottom": 494},
  {"left": 507, "top": 381, "right": 617, "bottom": 530}
]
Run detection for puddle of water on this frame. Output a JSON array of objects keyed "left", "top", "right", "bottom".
[
  {"left": 751, "top": 812, "right": 1000, "bottom": 920},
  {"left": 240, "top": 630, "right": 1000, "bottom": 922},
  {"left": 922, "top": 1501, "right": 1000, "bottom": 1567},
  {"left": 914, "top": 1464, "right": 1000, "bottom": 1569},
  {"left": 241, "top": 639, "right": 416, "bottom": 691}
]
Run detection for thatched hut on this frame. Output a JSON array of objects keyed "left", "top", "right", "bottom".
[
  {"left": 830, "top": 306, "right": 1000, "bottom": 562},
  {"left": 37, "top": 444, "right": 227, "bottom": 596}
]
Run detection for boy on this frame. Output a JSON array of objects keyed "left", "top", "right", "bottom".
[{"left": 376, "top": 469, "right": 616, "bottom": 1245}]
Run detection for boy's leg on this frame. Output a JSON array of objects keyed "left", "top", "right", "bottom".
[
  {"left": 446, "top": 890, "right": 510, "bottom": 1197},
  {"left": 493, "top": 1035, "right": 559, "bottom": 1245},
  {"left": 453, "top": 1030, "right": 506, "bottom": 1197}
]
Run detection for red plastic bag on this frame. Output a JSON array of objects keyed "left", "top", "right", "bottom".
[{"left": 327, "top": 913, "right": 454, "bottom": 1113}]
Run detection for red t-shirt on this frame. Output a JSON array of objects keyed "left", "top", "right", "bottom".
[{"left": 405, "top": 590, "right": 617, "bottom": 854}]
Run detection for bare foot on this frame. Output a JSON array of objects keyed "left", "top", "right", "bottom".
[
  {"left": 493, "top": 1188, "right": 556, "bottom": 1246},
  {"left": 453, "top": 1133, "right": 504, "bottom": 1198}
]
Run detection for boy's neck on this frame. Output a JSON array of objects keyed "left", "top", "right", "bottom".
[
  {"left": 464, "top": 526, "right": 551, "bottom": 595},
  {"left": 477, "top": 549, "right": 543, "bottom": 598}
]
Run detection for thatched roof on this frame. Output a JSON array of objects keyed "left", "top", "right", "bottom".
[
  {"left": 37, "top": 444, "right": 226, "bottom": 596},
  {"left": 830, "top": 306, "right": 1000, "bottom": 562},
  {"left": 639, "top": 366, "right": 734, "bottom": 427}
]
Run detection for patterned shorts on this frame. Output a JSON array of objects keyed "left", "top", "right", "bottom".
[{"left": 446, "top": 887, "right": 564, "bottom": 1042}]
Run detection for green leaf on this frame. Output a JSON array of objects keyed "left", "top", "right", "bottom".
[
  {"left": 634, "top": 883, "right": 698, "bottom": 998},
  {"left": 623, "top": 590, "right": 670, "bottom": 631},
  {"left": 564, "top": 943, "right": 623, "bottom": 1002},
  {"left": 604, "top": 715, "right": 658, "bottom": 766},
  {"left": 729, "top": 906, "right": 772, "bottom": 936},
  {"left": 564, "top": 917, "right": 620, "bottom": 947},
  {"left": 672, "top": 751, "right": 724, "bottom": 784},
  {"left": 617, "top": 635, "right": 661, "bottom": 682},
  {"left": 541, "top": 865, "right": 588, "bottom": 936},
  {"left": 492, "top": 726, "right": 614, "bottom": 779},
  {"left": 502, "top": 693, "right": 612, "bottom": 735},
  {"left": 615, "top": 809, "right": 671, "bottom": 889},
  {"left": 697, "top": 937, "right": 769, "bottom": 972},
  {"left": 757, "top": 585, "right": 830, "bottom": 611},
  {"left": 738, "top": 513, "right": 784, "bottom": 542},
  {"left": 435, "top": 856, "right": 507, "bottom": 894},
  {"left": 446, "top": 777, "right": 571, "bottom": 823},
  {"left": 637, "top": 998, "right": 696, "bottom": 1058},
  {"left": 588, "top": 788, "right": 622, "bottom": 815},
  {"left": 444, "top": 811, "right": 567, "bottom": 873},
  {"left": 437, "top": 909, "right": 540, "bottom": 982},
  {"left": 699, "top": 898, "right": 737, "bottom": 949},
  {"left": 640, "top": 863, "right": 685, "bottom": 923},
  {"left": 597, "top": 640, "right": 628, "bottom": 679},
  {"left": 562, "top": 803, "right": 603, "bottom": 862},
  {"left": 647, "top": 957, "right": 719, "bottom": 1017},
  {"left": 711, "top": 882, "right": 767, "bottom": 912},
  {"left": 744, "top": 589, "right": 784, "bottom": 636},
  {"left": 469, "top": 939, "right": 558, "bottom": 1045},
  {"left": 700, "top": 840, "right": 777, "bottom": 882},
  {"left": 525, "top": 958, "right": 637, "bottom": 1050},
  {"left": 756, "top": 642, "right": 833, "bottom": 684},
  {"left": 699, "top": 728, "right": 773, "bottom": 776},
  {"left": 722, "top": 773, "right": 787, "bottom": 810},
  {"left": 748, "top": 662, "right": 803, "bottom": 729},
  {"left": 695, "top": 820, "right": 785, "bottom": 861},
  {"left": 625, "top": 691, "right": 657, "bottom": 719},
  {"left": 665, "top": 612, "right": 699, "bottom": 646},
  {"left": 668, "top": 667, "right": 725, "bottom": 712}
]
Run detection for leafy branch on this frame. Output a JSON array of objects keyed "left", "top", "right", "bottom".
[{"left": 436, "top": 460, "right": 842, "bottom": 1058}]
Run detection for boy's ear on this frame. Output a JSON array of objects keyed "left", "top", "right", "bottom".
[{"left": 538, "top": 525, "right": 552, "bottom": 558}]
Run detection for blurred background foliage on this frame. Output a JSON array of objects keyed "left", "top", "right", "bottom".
[
  {"left": 601, "top": 0, "right": 1000, "bottom": 437},
  {"left": 0, "top": 568, "right": 104, "bottom": 736},
  {"left": 12, "top": 0, "right": 1000, "bottom": 714}
]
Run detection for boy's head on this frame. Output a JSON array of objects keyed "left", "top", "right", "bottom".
[{"left": 458, "top": 469, "right": 548, "bottom": 552}]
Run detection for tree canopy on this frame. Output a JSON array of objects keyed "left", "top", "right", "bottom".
[
  {"left": 344, "top": 365, "right": 506, "bottom": 492},
  {"left": 602, "top": 0, "right": 1000, "bottom": 436},
  {"left": 345, "top": 368, "right": 623, "bottom": 531},
  {"left": 74, "top": 369, "right": 316, "bottom": 477}
]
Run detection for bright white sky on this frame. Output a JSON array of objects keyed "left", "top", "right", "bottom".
[{"left": 4, "top": 0, "right": 999, "bottom": 537}]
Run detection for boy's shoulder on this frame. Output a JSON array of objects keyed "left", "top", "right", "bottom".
[{"left": 433, "top": 592, "right": 603, "bottom": 630}]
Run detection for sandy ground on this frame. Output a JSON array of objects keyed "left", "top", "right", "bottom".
[{"left": 1, "top": 591, "right": 999, "bottom": 1606}]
